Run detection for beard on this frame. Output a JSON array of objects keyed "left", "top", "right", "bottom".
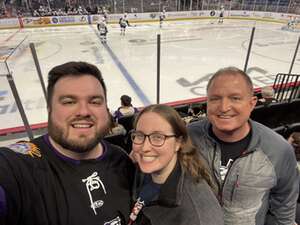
[{"left": 48, "top": 115, "right": 110, "bottom": 154}]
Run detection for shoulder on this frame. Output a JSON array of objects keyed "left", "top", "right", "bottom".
[
  {"left": 103, "top": 141, "right": 134, "bottom": 166},
  {"left": 251, "top": 121, "right": 296, "bottom": 168},
  {"left": 183, "top": 177, "right": 223, "bottom": 224},
  {"left": 104, "top": 141, "right": 129, "bottom": 157},
  {"left": 0, "top": 140, "right": 42, "bottom": 159},
  {"left": 187, "top": 119, "right": 211, "bottom": 144},
  {"left": 252, "top": 121, "right": 293, "bottom": 155},
  {"left": 187, "top": 119, "right": 209, "bottom": 133},
  {"left": 103, "top": 142, "right": 135, "bottom": 183},
  {"left": 134, "top": 107, "right": 139, "bottom": 113},
  {"left": 113, "top": 107, "right": 123, "bottom": 117},
  {"left": 184, "top": 177, "right": 218, "bottom": 204}
]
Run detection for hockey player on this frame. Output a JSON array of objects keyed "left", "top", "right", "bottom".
[
  {"left": 119, "top": 13, "right": 129, "bottom": 36},
  {"left": 97, "top": 18, "right": 108, "bottom": 43},
  {"left": 218, "top": 5, "right": 225, "bottom": 24},
  {"left": 159, "top": 9, "right": 166, "bottom": 28},
  {"left": 287, "top": 17, "right": 296, "bottom": 30}
]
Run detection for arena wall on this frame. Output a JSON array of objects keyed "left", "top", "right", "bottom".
[{"left": 0, "top": 10, "right": 299, "bottom": 29}]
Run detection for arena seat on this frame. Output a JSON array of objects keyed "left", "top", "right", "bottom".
[
  {"left": 173, "top": 104, "right": 190, "bottom": 117},
  {"left": 251, "top": 101, "right": 290, "bottom": 128},
  {"left": 285, "top": 122, "right": 300, "bottom": 138},
  {"left": 117, "top": 114, "right": 136, "bottom": 133},
  {"left": 104, "top": 133, "right": 130, "bottom": 153},
  {"left": 272, "top": 125, "right": 288, "bottom": 138}
]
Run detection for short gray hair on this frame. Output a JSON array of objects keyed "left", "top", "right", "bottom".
[{"left": 207, "top": 67, "right": 254, "bottom": 95}]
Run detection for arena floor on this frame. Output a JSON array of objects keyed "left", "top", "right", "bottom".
[{"left": 0, "top": 18, "right": 299, "bottom": 136}]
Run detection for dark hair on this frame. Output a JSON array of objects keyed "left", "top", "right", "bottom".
[
  {"left": 120, "top": 95, "right": 132, "bottom": 107},
  {"left": 207, "top": 66, "right": 254, "bottom": 95},
  {"left": 47, "top": 61, "right": 107, "bottom": 107},
  {"left": 134, "top": 104, "right": 215, "bottom": 189},
  {"left": 290, "top": 132, "right": 300, "bottom": 160}
]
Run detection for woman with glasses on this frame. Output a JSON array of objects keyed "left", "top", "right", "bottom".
[{"left": 128, "top": 104, "right": 223, "bottom": 225}]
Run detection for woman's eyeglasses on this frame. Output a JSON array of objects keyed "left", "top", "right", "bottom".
[{"left": 131, "top": 131, "right": 176, "bottom": 147}]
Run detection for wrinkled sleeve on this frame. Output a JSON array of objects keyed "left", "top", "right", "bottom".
[
  {"left": 0, "top": 149, "right": 22, "bottom": 224},
  {"left": 267, "top": 145, "right": 299, "bottom": 225}
]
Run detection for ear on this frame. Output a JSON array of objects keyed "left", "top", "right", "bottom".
[
  {"left": 175, "top": 137, "right": 183, "bottom": 152},
  {"left": 250, "top": 96, "right": 257, "bottom": 110}
]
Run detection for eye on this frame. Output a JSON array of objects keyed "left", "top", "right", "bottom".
[
  {"left": 90, "top": 97, "right": 104, "bottom": 105},
  {"left": 136, "top": 133, "right": 144, "bottom": 139},
  {"left": 61, "top": 98, "right": 75, "bottom": 105},
  {"left": 151, "top": 133, "right": 164, "bottom": 141},
  {"left": 91, "top": 99, "right": 101, "bottom": 105},
  {"left": 208, "top": 96, "right": 220, "bottom": 102},
  {"left": 133, "top": 132, "right": 144, "bottom": 140},
  {"left": 231, "top": 96, "right": 241, "bottom": 101}
]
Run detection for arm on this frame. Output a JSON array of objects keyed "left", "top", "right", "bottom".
[
  {"left": 0, "top": 149, "right": 23, "bottom": 224},
  {"left": 267, "top": 145, "right": 299, "bottom": 225},
  {"left": 0, "top": 185, "right": 7, "bottom": 218}
]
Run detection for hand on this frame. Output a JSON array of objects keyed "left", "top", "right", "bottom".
[{"left": 129, "top": 150, "right": 137, "bottom": 163}]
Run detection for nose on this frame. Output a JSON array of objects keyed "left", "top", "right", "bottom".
[
  {"left": 219, "top": 98, "right": 231, "bottom": 112},
  {"left": 76, "top": 102, "right": 92, "bottom": 117},
  {"left": 141, "top": 136, "right": 152, "bottom": 152}
]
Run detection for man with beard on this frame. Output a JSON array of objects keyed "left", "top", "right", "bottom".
[{"left": 0, "top": 61, "right": 134, "bottom": 225}]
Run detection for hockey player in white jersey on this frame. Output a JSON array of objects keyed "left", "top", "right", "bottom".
[
  {"left": 97, "top": 18, "right": 108, "bottom": 43},
  {"left": 119, "top": 13, "right": 129, "bottom": 35},
  {"left": 218, "top": 5, "right": 225, "bottom": 23},
  {"left": 159, "top": 9, "right": 166, "bottom": 28}
]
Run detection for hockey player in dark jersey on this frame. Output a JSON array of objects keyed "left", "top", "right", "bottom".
[
  {"left": 0, "top": 61, "right": 134, "bottom": 225},
  {"left": 97, "top": 18, "right": 108, "bottom": 43}
]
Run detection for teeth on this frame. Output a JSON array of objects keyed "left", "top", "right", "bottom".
[
  {"left": 72, "top": 124, "right": 91, "bottom": 128},
  {"left": 142, "top": 156, "right": 156, "bottom": 162},
  {"left": 219, "top": 115, "right": 232, "bottom": 118}
]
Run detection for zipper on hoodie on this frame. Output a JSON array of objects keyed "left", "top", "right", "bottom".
[
  {"left": 219, "top": 149, "right": 255, "bottom": 205},
  {"left": 212, "top": 146, "right": 223, "bottom": 204},
  {"left": 230, "top": 172, "right": 239, "bottom": 201}
]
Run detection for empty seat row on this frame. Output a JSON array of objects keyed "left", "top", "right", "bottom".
[
  {"left": 273, "top": 122, "right": 300, "bottom": 139},
  {"left": 251, "top": 99, "right": 300, "bottom": 128}
]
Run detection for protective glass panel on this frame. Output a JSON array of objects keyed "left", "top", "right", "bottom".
[{"left": 3, "top": 36, "right": 47, "bottom": 130}]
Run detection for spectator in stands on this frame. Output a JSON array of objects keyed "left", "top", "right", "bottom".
[
  {"left": 107, "top": 112, "right": 127, "bottom": 137},
  {"left": 257, "top": 86, "right": 278, "bottom": 106},
  {"left": 114, "top": 94, "right": 138, "bottom": 120},
  {"left": 289, "top": 131, "right": 300, "bottom": 167},
  {"left": 288, "top": 132, "right": 300, "bottom": 225},
  {"left": 0, "top": 61, "right": 134, "bottom": 225},
  {"left": 129, "top": 104, "right": 223, "bottom": 225},
  {"left": 33, "top": 9, "right": 40, "bottom": 16},
  {"left": 288, "top": 132, "right": 300, "bottom": 161},
  {"left": 188, "top": 67, "right": 299, "bottom": 225}
]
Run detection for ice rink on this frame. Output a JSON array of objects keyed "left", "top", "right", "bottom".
[{"left": 0, "top": 18, "right": 300, "bottom": 133}]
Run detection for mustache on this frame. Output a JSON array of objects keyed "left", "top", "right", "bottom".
[{"left": 70, "top": 115, "right": 94, "bottom": 123}]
